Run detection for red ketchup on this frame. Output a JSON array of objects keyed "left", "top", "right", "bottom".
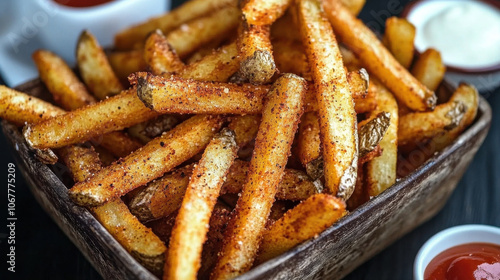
[
  {"left": 424, "top": 243, "right": 500, "bottom": 280},
  {"left": 53, "top": 0, "right": 114, "bottom": 8}
]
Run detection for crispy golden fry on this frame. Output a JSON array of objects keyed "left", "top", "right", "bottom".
[
  {"left": 272, "top": 39, "right": 311, "bottom": 79},
  {"left": 108, "top": 50, "right": 147, "bottom": 82},
  {"left": 398, "top": 84, "right": 478, "bottom": 149},
  {"left": 411, "top": 48, "right": 446, "bottom": 92},
  {"left": 144, "top": 30, "right": 185, "bottom": 75},
  {"left": 134, "top": 73, "right": 268, "bottom": 114},
  {"left": 353, "top": 93, "right": 377, "bottom": 113},
  {"left": 166, "top": 6, "right": 240, "bottom": 59},
  {"left": 365, "top": 81, "right": 398, "bottom": 196},
  {"left": 340, "top": 0, "right": 366, "bottom": 16},
  {"left": 211, "top": 74, "right": 306, "bottom": 280},
  {"left": 32, "top": 50, "right": 94, "bottom": 110},
  {"left": 69, "top": 115, "right": 224, "bottom": 206},
  {"left": 382, "top": 17, "right": 416, "bottom": 69},
  {"left": 166, "top": 129, "right": 238, "bottom": 280},
  {"left": 114, "top": 0, "right": 237, "bottom": 50},
  {"left": 77, "top": 31, "right": 124, "bottom": 100},
  {"left": 128, "top": 114, "right": 183, "bottom": 144},
  {"left": 177, "top": 42, "right": 241, "bottom": 82},
  {"left": 0, "top": 86, "right": 63, "bottom": 126},
  {"left": 242, "top": 0, "right": 292, "bottom": 26},
  {"left": 129, "top": 159, "right": 318, "bottom": 222},
  {"left": 297, "top": 0, "right": 358, "bottom": 199},
  {"left": 255, "top": 194, "right": 346, "bottom": 264},
  {"left": 323, "top": 0, "right": 436, "bottom": 111},
  {"left": 228, "top": 115, "right": 260, "bottom": 148},
  {"left": 23, "top": 88, "right": 159, "bottom": 150},
  {"left": 58, "top": 145, "right": 166, "bottom": 276},
  {"left": 234, "top": 21, "right": 276, "bottom": 84}
]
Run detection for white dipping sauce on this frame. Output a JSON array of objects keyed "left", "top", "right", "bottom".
[{"left": 408, "top": 0, "right": 500, "bottom": 69}]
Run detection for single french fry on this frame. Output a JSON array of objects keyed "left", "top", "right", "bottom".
[
  {"left": 0, "top": 86, "right": 63, "bottom": 126},
  {"left": 58, "top": 145, "right": 166, "bottom": 276},
  {"left": 233, "top": 21, "right": 276, "bottom": 84},
  {"left": 383, "top": 17, "right": 416, "bottom": 69},
  {"left": 166, "top": 6, "right": 240, "bottom": 59},
  {"left": 129, "top": 159, "right": 318, "bottom": 222},
  {"left": 296, "top": 0, "right": 358, "bottom": 199},
  {"left": 255, "top": 194, "right": 346, "bottom": 264},
  {"left": 32, "top": 50, "right": 94, "bottom": 110},
  {"left": 398, "top": 84, "right": 477, "bottom": 149},
  {"left": 365, "top": 81, "right": 399, "bottom": 197},
  {"left": 23, "top": 88, "right": 160, "bottom": 150},
  {"left": 411, "top": 48, "right": 446, "bottom": 92},
  {"left": 323, "top": 0, "right": 436, "bottom": 111},
  {"left": 176, "top": 42, "right": 241, "bottom": 82},
  {"left": 211, "top": 74, "right": 306, "bottom": 280},
  {"left": 134, "top": 73, "right": 268, "bottom": 114},
  {"left": 144, "top": 30, "right": 185, "bottom": 75},
  {"left": 165, "top": 129, "right": 238, "bottom": 280},
  {"left": 114, "top": 0, "right": 237, "bottom": 50},
  {"left": 296, "top": 112, "right": 321, "bottom": 168},
  {"left": 108, "top": 49, "right": 147, "bottom": 82},
  {"left": 77, "top": 31, "right": 124, "bottom": 100},
  {"left": 69, "top": 114, "right": 224, "bottom": 206},
  {"left": 242, "top": 0, "right": 293, "bottom": 26}
]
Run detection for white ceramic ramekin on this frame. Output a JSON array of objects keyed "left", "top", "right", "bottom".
[{"left": 414, "top": 224, "right": 500, "bottom": 280}]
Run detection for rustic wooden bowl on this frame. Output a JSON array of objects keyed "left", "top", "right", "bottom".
[{"left": 2, "top": 79, "right": 491, "bottom": 280}]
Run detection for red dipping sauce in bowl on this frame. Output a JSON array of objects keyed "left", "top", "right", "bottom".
[
  {"left": 54, "top": 0, "right": 114, "bottom": 8},
  {"left": 424, "top": 243, "right": 500, "bottom": 280}
]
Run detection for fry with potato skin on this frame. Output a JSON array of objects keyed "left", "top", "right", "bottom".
[
  {"left": 383, "top": 17, "right": 416, "bottom": 69},
  {"left": 322, "top": 0, "right": 436, "bottom": 111},
  {"left": 144, "top": 30, "right": 185, "bottom": 76},
  {"left": 134, "top": 72, "right": 269, "bottom": 114},
  {"left": 234, "top": 21, "right": 276, "bottom": 84},
  {"left": 129, "top": 159, "right": 318, "bottom": 222},
  {"left": 0, "top": 86, "right": 63, "bottom": 126},
  {"left": 114, "top": 0, "right": 237, "bottom": 50},
  {"left": 296, "top": 0, "right": 358, "bottom": 199},
  {"left": 68, "top": 114, "right": 224, "bottom": 206},
  {"left": 165, "top": 129, "right": 238, "bottom": 280},
  {"left": 365, "top": 81, "right": 398, "bottom": 197},
  {"left": 77, "top": 31, "right": 124, "bottom": 100},
  {"left": 255, "top": 194, "right": 346, "bottom": 264},
  {"left": 411, "top": 48, "right": 446, "bottom": 92},
  {"left": 211, "top": 74, "right": 306, "bottom": 280},
  {"left": 166, "top": 6, "right": 240, "bottom": 59}
]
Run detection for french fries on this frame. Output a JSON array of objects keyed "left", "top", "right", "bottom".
[
  {"left": 166, "top": 129, "right": 238, "bottom": 280},
  {"left": 108, "top": 49, "right": 147, "bottom": 82},
  {"left": 296, "top": 0, "right": 358, "bottom": 199},
  {"left": 76, "top": 31, "right": 124, "bottom": 100},
  {"left": 69, "top": 115, "right": 224, "bottom": 206},
  {"left": 411, "top": 48, "right": 446, "bottom": 91},
  {"left": 211, "top": 74, "right": 306, "bottom": 280},
  {"left": 256, "top": 194, "right": 346, "bottom": 264},
  {"left": 129, "top": 159, "right": 318, "bottom": 222},
  {"left": 114, "top": 0, "right": 237, "bottom": 50},
  {"left": 242, "top": 0, "right": 292, "bottom": 26},
  {"left": 322, "top": 0, "right": 436, "bottom": 112},
  {"left": 383, "top": 17, "right": 416, "bottom": 69}
]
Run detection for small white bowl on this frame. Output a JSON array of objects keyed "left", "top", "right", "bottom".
[
  {"left": 414, "top": 224, "right": 500, "bottom": 280},
  {"left": 0, "top": 0, "right": 169, "bottom": 86}
]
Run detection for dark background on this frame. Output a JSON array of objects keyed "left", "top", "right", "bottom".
[{"left": 1, "top": 0, "right": 499, "bottom": 279}]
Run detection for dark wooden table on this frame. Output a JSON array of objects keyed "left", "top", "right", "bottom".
[{"left": 1, "top": 0, "right": 499, "bottom": 279}]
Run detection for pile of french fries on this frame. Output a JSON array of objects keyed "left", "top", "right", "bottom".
[{"left": 0, "top": 0, "right": 479, "bottom": 279}]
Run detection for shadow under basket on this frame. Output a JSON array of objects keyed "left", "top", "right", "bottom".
[{"left": 2, "top": 78, "right": 492, "bottom": 280}]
